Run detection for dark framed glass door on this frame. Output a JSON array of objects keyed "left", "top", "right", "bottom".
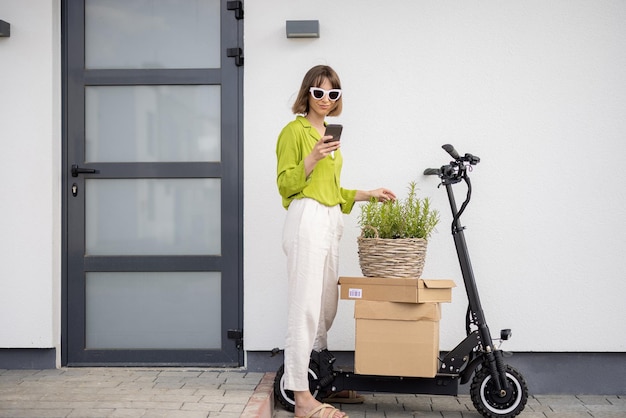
[{"left": 62, "top": 0, "right": 243, "bottom": 366}]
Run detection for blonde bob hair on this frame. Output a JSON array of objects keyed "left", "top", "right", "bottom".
[{"left": 291, "top": 65, "right": 343, "bottom": 116}]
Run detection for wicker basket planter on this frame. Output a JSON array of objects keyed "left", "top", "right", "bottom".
[
  {"left": 357, "top": 181, "right": 438, "bottom": 278},
  {"left": 357, "top": 228, "right": 428, "bottom": 278}
]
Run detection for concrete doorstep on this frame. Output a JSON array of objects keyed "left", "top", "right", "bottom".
[{"left": 243, "top": 373, "right": 275, "bottom": 418}]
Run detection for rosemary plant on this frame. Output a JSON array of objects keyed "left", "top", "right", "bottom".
[{"left": 358, "top": 181, "right": 439, "bottom": 240}]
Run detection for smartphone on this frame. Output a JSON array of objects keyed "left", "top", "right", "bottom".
[{"left": 324, "top": 124, "right": 343, "bottom": 143}]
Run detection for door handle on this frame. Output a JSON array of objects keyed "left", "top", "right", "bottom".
[{"left": 71, "top": 164, "right": 97, "bottom": 177}]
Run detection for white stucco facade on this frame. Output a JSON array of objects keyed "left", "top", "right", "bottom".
[
  {"left": 0, "top": 0, "right": 61, "bottom": 355},
  {"left": 0, "top": 0, "right": 625, "bottom": 370},
  {"left": 242, "top": 0, "right": 626, "bottom": 353}
]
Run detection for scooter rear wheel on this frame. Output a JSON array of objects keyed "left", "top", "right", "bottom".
[
  {"left": 470, "top": 364, "right": 528, "bottom": 418},
  {"left": 273, "top": 364, "right": 322, "bottom": 412}
]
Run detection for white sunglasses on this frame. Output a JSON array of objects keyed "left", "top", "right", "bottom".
[{"left": 309, "top": 87, "right": 342, "bottom": 101}]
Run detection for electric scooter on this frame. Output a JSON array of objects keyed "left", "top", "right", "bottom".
[{"left": 274, "top": 144, "right": 529, "bottom": 418}]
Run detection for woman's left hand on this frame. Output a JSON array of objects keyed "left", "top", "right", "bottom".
[{"left": 370, "top": 188, "right": 397, "bottom": 202}]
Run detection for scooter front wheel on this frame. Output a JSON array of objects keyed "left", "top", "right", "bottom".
[
  {"left": 470, "top": 364, "right": 528, "bottom": 418},
  {"left": 273, "top": 364, "right": 322, "bottom": 412}
]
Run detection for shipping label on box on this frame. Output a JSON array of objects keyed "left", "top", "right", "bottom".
[
  {"left": 339, "top": 277, "right": 455, "bottom": 303},
  {"left": 354, "top": 300, "right": 440, "bottom": 378}
]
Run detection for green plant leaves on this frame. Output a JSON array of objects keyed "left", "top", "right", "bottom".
[{"left": 358, "top": 181, "right": 439, "bottom": 240}]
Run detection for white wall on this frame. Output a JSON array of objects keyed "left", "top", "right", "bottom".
[
  {"left": 244, "top": 0, "right": 626, "bottom": 353},
  {"left": 0, "top": 0, "right": 60, "bottom": 355}
]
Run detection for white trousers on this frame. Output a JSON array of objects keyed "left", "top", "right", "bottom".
[{"left": 282, "top": 198, "right": 344, "bottom": 391}]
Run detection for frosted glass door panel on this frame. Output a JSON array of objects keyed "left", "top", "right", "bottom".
[
  {"left": 86, "top": 86, "right": 221, "bottom": 162},
  {"left": 86, "top": 179, "right": 221, "bottom": 255},
  {"left": 86, "top": 272, "right": 221, "bottom": 349},
  {"left": 85, "top": 0, "right": 220, "bottom": 69}
]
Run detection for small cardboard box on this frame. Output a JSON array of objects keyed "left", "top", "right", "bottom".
[
  {"left": 339, "top": 277, "right": 455, "bottom": 303},
  {"left": 354, "top": 300, "right": 440, "bottom": 378}
]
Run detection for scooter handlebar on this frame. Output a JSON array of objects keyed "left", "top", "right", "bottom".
[
  {"left": 423, "top": 168, "right": 441, "bottom": 176},
  {"left": 441, "top": 144, "right": 481, "bottom": 165},
  {"left": 442, "top": 144, "right": 460, "bottom": 160},
  {"left": 423, "top": 145, "right": 480, "bottom": 180}
]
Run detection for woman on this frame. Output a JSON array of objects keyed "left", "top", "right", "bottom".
[{"left": 276, "top": 65, "right": 396, "bottom": 418}]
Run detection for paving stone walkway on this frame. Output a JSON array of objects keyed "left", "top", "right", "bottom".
[
  {"left": 273, "top": 392, "right": 626, "bottom": 418},
  {"left": 1, "top": 368, "right": 624, "bottom": 417},
  {"left": 0, "top": 368, "right": 269, "bottom": 418}
]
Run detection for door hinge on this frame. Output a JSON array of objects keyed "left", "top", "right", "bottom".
[
  {"left": 227, "top": 47, "right": 244, "bottom": 67},
  {"left": 227, "top": 329, "right": 244, "bottom": 350},
  {"left": 227, "top": 1, "right": 244, "bottom": 20}
]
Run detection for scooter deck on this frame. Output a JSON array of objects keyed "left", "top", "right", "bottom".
[{"left": 330, "top": 367, "right": 459, "bottom": 396}]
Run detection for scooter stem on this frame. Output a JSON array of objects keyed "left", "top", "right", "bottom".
[
  {"left": 445, "top": 175, "right": 510, "bottom": 393},
  {"left": 445, "top": 180, "right": 491, "bottom": 343}
]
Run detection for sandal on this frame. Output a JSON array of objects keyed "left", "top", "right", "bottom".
[
  {"left": 295, "top": 403, "right": 348, "bottom": 418},
  {"left": 322, "top": 390, "right": 364, "bottom": 404}
]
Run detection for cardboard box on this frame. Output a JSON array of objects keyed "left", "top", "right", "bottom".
[
  {"left": 354, "top": 300, "right": 441, "bottom": 377},
  {"left": 339, "top": 277, "right": 455, "bottom": 303}
]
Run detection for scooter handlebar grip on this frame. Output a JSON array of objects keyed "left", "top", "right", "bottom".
[
  {"left": 423, "top": 168, "right": 441, "bottom": 176},
  {"left": 442, "top": 144, "right": 460, "bottom": 160}
]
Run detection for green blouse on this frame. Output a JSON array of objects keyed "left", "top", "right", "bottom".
[{"left": 276, "top": 116, "right": 356, "bottom": 213}]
